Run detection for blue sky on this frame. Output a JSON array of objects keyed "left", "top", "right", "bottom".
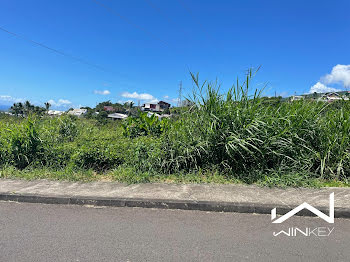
[{"left": 0, "top": 0, "right": 349, "bottom": 109}]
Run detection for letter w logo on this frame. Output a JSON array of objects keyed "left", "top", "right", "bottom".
[{"left": 271, "top": 193, "right": 334, "bottom": 224}]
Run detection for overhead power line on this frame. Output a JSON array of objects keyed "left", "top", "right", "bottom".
[
  {"left": 92, "top": 0, "right": 169, "bottom": 47},
  {"left": 0, "top": 25, "right": 106, "bottom": 72}
]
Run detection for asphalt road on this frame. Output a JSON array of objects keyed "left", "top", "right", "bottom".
[{"left": 0, "top": 202, "right": 349, "bottom": 262}]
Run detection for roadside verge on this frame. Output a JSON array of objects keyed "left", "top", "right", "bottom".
[{"left": 1, "top": 179, "right": 349, "bottom": 218}]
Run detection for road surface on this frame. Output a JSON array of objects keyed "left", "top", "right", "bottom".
[{"left": 0, "top": 201, "right": 349, "bottom": 261}]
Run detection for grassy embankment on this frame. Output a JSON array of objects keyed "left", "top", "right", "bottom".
[{"left": 1, "top": 71, "right": 349, "bottom": 187}]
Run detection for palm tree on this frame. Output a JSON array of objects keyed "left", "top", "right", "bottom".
[
  {"left": 44, "top": 102, "right": 51, "bottom": 111},
  {"left": 24, "top": 100, "right": 33, "bottom": 116},
  {"left": 10, "top": 103, "right": 20, "bottom": 116},
  {"left": 128, "top": 101, "right": 134, "bottom": 116},
  {"left": 18, "top": 102, "right": 24, "bottom": 116}
]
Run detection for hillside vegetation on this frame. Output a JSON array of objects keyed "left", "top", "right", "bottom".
[{"left": 1, "top": 71, "right": 349, "bottom": 187}]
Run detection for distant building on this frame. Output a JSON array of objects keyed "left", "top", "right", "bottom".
[
  {"left": 290, "top": 95, "right": 304, "bottom": 101},
  {"left": 47, "top": 110, "right": 64, "bottom": 116},
  {"left": 142, "top": 101, "right": 171, "bottom": 112},
  {"left": 103, "top": 106, "right": 115, "bottom": 112},
  {"left": 107, "top": 113, "right": 128, "bottom": 120},
  {"left": 318, "top": 92, "right": 349, "bottom": 102},
  {"left": 324, "top": 92, "right": 341, "bottom": 101},
  {"left": 158, "top": 101, "right": 171, "bottom": 110},
  {"left": 68, "top": 108, "right": 87, "bottom": 117}
]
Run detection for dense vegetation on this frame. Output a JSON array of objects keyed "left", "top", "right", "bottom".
[{"left": 1, "top": 71, "right": 349, "bottom": 187}]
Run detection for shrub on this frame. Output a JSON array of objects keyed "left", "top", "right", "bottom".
[
  {"left": 58, "top": 115, "right": 78, "bottom": 141},
  {"left": 70, "top": 141, "right": 124, "bottom": 171},
  {"left": 124, "top": 136, "right": 163, "bottom": 172},
  {"left": 122, "top": 112, "right": 169, "bottom": 138}
]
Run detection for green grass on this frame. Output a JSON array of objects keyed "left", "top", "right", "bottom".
[
  {"left": 0, "top": 70, "right": 349, "bottom": 187},
  {"left": 1, "top": 165, "right": 349, "bottom": 188}
]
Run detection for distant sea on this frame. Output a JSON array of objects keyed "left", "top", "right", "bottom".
[{"left": 0, "top": 105, "right": 10, "bottom": 112}]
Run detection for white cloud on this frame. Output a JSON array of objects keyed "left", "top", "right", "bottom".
[
  {"left": 0, "top": 95, "right": 12, "bottom": 101},
  {"left": 148, "top": 99, "right": 159, "bottom": 103},
  {"left": 117, "top": 99, "right": 133, "bottom": 104},
  {"left": 163, "top": 95, "right": 169, "bottom": 99},
  {"left": 0, "top": 95, "right": 24, "bottom": 103},
  {"left": 94, "top": 90, "right": 111, "bottom": 95},
  {"left": 171, "top": 98, "right": 180, "bottom": 103},
  {"left": 309, "top": 82, "right": 342, "bottom": 94},
  {"left": 58, "top": 99, "right": 72, "bottom": 105},
  {"left": 309, "top": 64, "right": 350, "bottom": 94},
  {"left": 323, "top": 64, "right": 350, "bottom": 87},
  {"left": 121, "top": 91, "right": 156, "bottom": 101},
  {"left": 48, "top": 99, "right": 72, "bottom": 107}
]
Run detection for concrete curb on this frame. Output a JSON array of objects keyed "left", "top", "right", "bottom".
[{"left": 1, "top": 192, "right": 350, "bottom": 218}]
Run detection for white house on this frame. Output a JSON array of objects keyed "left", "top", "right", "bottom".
[
  {"left": 47, "top": 110, "right": 64, "bottom": 116},
  {"left": 107, "top": 113, "right": 128, "bottom": 120},
  {"left": 290, "top": 95, "right": 304, "bottom": 101},
  {"left": 141, "top": 101, "right": 171, "bottom": 112},
  {"left": 68, "top": 108, "right": 87, "bottom": 117},
  {"left": 318, "top": 92, "right": 349, "bottom": 102}
]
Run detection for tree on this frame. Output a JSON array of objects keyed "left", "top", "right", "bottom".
[
  {"left": 24, "top": 100, "right": 31, "bottom": 115},
  {"left": 10, "top": 103, "right": 20, "bottom": 116},
  {"left": 96, "top": 110, "right": 108, "bottom": 125},
  {"left": 128, "top": 101, "right": 134, "bottom": 116},
  {"left": 44, "top": 102, "right": 51, "bottom": 111},
  {"left": 18, "top": 102, "right": 24, "bottom": 115},
  {"left": 10, "top": 101, "right": 46, "bottom": 116},
  {"left": 95, "top": 101, "right": 113, "bottom": 112}
]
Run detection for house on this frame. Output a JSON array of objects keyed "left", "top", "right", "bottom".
[
  {"left": 142, "top": 103, "right": 160, "bottom": 112},
  {"left": 47, "top": 110, "right": 64, "bottom": 116},
  {"left": 324, "top": 92, "right": 341, "bottom": 101},
  {"left": 142, "top": 101, "right": 171, "bottom": 112},
  {"left": 290, "top": 96, "right": 304, "bottom": 101},
  {"left": 107, "top": 113, "right": 128, "bottom": 120},
  {"left": 68, "top": 108, "right": 87, "bottom": 117},
  {"left": 103, "top": 106, "right": 115, "bottom": 112},
  {"left": 158, "top": 101, "right": 171, "bottom": 110},
  {"left": 318, "top": 92, "right": 349, "bottom": 102}
]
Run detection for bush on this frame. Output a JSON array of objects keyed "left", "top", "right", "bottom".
[
  {"left": 124, "top": 136, "right": 163, "bottom": 172},
  {"left": 122, "top": 112, "right": 169, "bottom": 138},
  {"left": 70, "top": 141, "right": 124, "bottom": 171},
  {"left": 58, "top": 115, "right": 78, "bottom": 141}
]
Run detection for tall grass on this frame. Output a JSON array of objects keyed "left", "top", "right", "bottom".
[{"left": 158, "top": 70, "right": 350, "bottom": 183}]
